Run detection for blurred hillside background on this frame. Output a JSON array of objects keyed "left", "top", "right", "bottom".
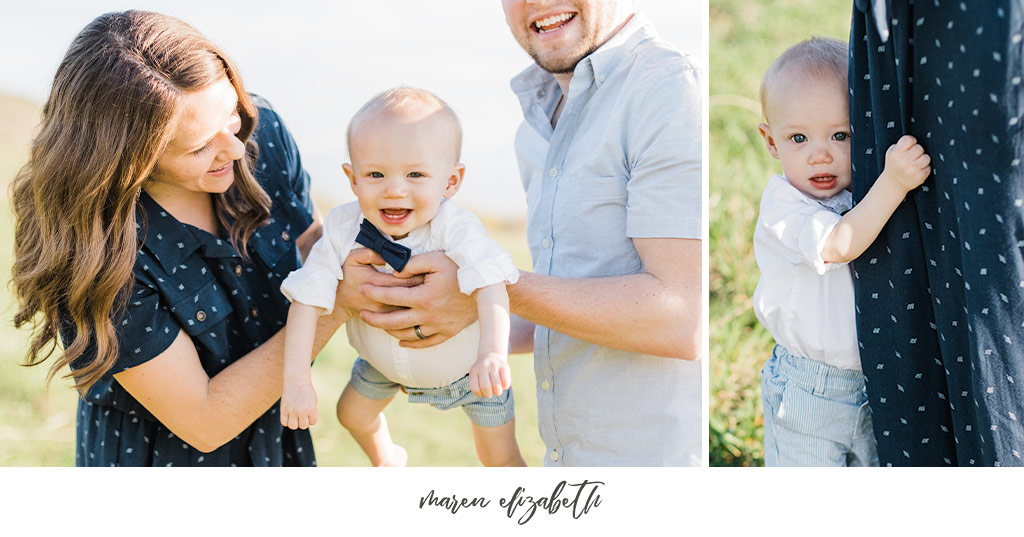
[
  {"left": 709, "top": 0, "right": 851, "bottom": 466},
  {"left": 0, "top": 1, "right": 702, "bottom": 466}
]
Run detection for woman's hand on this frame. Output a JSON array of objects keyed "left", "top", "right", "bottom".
[{"left": 359, "top": 251, "right": 478, "bottom": 348}]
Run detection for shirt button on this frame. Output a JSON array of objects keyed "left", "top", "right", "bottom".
[
  {"left": 251, "top": 307, "right": 259, "bottom": 318},
  {"left": 549, "top": 450, "right": 559, "bottom": 462},
  {"left": 599, "top": 74, "right": 606, "bottom": 83},
  {"left": 548, "top": 168, "right": 558, "bottom": 177},
  {"left": 281, "top": 231, "right": 290, "bottom": 241},
  {"left": 541, "top": 380, "right": 550, "bottom": 390},
  {"left": 234, "top": 265, "right": 243, "bottom": 277},
  {"left": 195, "top": 311, "right": 206, "bottom": 322},
  {"left": 542, "top": 238, "right": 552, "bottom": 248}
]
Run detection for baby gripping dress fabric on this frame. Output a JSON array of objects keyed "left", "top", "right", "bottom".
[
  {"left": 850, "top": 0, "right": 1024, "bottom": 465},
  {"left": 67, "top": 97, "right": 317, "bottom": 466}
]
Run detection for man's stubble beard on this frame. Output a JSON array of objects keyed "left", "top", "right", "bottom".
[
  {"left": 530, "top": 44, "right": 599, "bottom": 74},
  {"left": 525, "top": 23, "right": 599, "bottom": 74}
]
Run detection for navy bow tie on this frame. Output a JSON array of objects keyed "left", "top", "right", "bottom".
[{"left": 355, "top": 219, "right": 411, "bottom": 272}]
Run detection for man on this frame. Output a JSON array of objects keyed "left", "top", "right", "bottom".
[{"left": 339, "top": 0, "right": 702, "bottom": 466}]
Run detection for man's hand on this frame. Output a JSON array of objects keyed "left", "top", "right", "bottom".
[
  {"left": 359, "top": 251, "right": 478, "bottom": 348},
  {"left": 335, "top": 248, "right": 424, "bottom": 321}
]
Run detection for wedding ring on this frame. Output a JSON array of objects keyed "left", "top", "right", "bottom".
[{"left": 414, "top": 325, "right": 427, "bottom": 340}]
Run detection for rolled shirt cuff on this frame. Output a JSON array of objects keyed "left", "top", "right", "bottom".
[
  {"left": 280, "top": 270, "right": 341, "bottom": 314},
  {"left": 456, "top": 254, "right": 520, "bottom": 295}
]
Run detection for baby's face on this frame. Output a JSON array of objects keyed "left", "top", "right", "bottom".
[
  {"left": 344, "top": 114, "right": 463, "bottom": 239},
  {"left": 759, "top": 76, "right": 851, "bottom": 199}
]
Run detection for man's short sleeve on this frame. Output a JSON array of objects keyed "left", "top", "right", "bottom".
[{"left": 625, "top": 64, "right": 702, "bottom": 240}]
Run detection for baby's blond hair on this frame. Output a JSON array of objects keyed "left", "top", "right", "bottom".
[
  {"left": 346, "top": 86, "right": 463, "bottom": 161},
  {"left": 760, "top": 37, "right": 849, "bottom": 122}
]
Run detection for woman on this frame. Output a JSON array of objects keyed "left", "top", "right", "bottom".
[
  {"left": 850, "top": 0, "right": 1024, "bottom": 466},
  {"left": 11, "top": 10, "right": 350, "bottom": 466}
]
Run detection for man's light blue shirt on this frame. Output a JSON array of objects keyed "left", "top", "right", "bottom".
[{"left": 511, "top": 13, "right": 702, "bottom": 466}]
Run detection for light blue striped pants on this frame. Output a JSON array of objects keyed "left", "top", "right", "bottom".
[{"left": 761, "top": 344, "right": 879, "bottom": 467}]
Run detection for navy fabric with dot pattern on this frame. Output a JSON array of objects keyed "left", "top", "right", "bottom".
[
  {"left": 851, "top": 0, "right": 1024, "bottom": 466},
  {"left": 66, "top": 96, "right": 316, "bottom": 466}
]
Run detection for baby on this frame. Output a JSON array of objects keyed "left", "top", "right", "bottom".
[
  {"left": 753, "top": 37, "right": 931, "bottom": 466},
  {"left": 279, "top": 87, "right": 525, "bottom": 467}
]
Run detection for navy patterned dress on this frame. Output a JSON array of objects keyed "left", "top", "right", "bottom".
[
  {"left": 850, "top": 0, "right": 1024, "bottom": 466},
  {"left": 66, "top": 96, "right": 317, "bottom": 466}
]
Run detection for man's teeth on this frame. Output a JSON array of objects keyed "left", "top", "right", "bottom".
[{"left": 535, "top": 13, "right": 573, "bottom": 31}]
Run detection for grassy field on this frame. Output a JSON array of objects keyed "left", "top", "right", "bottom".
[
  {"left": 0, "top": 95, "right": 545, "bottom": 467},
  {"left": 709, "top": 0, "right": 852, "bottom": 466}
]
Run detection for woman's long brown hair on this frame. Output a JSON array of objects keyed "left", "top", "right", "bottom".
[{"left": 11, "top": 10, "right": 272, "bottom": 394}]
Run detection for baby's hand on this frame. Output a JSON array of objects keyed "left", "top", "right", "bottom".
[
  {"left": 469, "top": 351, "right": 511, "bottom": 398},
  {"left": 882, "top": 135, "right": 932, "bottom": 193},
  {"left": 280, "top": 382, "right": 319, "bottom": 430}
]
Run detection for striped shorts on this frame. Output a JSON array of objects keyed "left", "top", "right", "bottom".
[
  {"left": 348, "top": 357, "right": 515, "bottom": 428},
  {"left": 761, "top": 344, "right": 878, "bottom": 467}
]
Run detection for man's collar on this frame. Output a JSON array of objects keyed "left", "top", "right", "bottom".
[
  {"left": 510, "top": 12, "right": 656, "bottom": 96},
  {"left": 587, "top": 12, "right": 653, "bottom": 88}
]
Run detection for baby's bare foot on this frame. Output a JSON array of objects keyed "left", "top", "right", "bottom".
[{"left": 377, "top": 444, "right": 408, "bottom": 467}]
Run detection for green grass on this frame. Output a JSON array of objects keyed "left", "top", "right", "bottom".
[
  {"left": 0, "top": 96, "right": 543, "bottom": 466},
  {"left": 709, "top": 0, "right": 852, "bottom": 466}
]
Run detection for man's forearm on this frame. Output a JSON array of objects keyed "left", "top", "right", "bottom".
[{"left": 507, "top": 270, "right": 700, "bottom": 360}]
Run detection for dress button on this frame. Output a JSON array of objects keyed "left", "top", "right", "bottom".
[
  {"left": 541, "top": 380, "right": 550, "bottom": 391},
  {"left": 542, "top": 238, "right": 552, "bottom": 248},
  {"left": 281, "top": 231, "right": 290, "bottom": 241},
  {"left": 548, "top": 168, "right": 558, "bottom": 177},
  {"left": 251, "top": 307, "right": 259, "bottom": 318},
  {"left": 234, "top": 265, "right": 243, "bottom": 277},
  {"left": 196, "top": 311, "right": 206, "bottom": 322},
  {"left": 549, "top": 450, "right": 559, "bottom": 462}
]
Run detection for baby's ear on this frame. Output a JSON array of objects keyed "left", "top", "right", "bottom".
[
  {"left": 443, "top": 164, "right": 466, "bottom": 198},
  {"left": 758, "top": 123, "right": 780, "bottom": 160},
  {"left": 342, "top": 163, "right": 357, "bottom": 191}
]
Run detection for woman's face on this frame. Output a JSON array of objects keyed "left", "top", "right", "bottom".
[{"left": 148, "top": 77, "right": 245, "bottom": 198}]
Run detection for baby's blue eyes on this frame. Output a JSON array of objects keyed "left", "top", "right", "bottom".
[
  {"left": 789, "top": 132, "right": 850, "bottom": 143},
  {"left": 364, "top": 171, "right": 426, "bottom": 179}
]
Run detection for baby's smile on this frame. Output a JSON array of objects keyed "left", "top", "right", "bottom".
[{"left": 380, "top": 208, "right": 412, "bottom": 227}]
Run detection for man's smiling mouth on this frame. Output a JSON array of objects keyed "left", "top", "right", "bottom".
[{"left": 533, "top": 13, "right": 576, "bottom": 33}]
